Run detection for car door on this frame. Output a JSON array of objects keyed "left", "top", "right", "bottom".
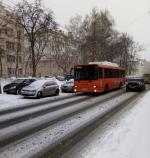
[
  {"left": 47, "top": 81, "right": 57, "bottom": 95},
  {"left": 50, "top": 82, "right": 58, "bottom": 94},
  {"left": 42, "top": 82, "right": 50, "bottom": 96}
]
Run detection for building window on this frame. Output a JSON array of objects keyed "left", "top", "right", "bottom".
[
  {"left": 29, "top": 63, "right": 32, "bottom": 68},
  {"left": 7, "top": 55, "right": 16, "bottom": 63},
  {"left": 6, "top": 28, "right": 14, "bottom": 37},
  {"left": 8, "top": 68, "right": 16, "bottom": 75},
  {"left": 6, "top": 41, "right": 15, "bottom": 50},
  {"left": 19, "top": 56, "right": 22, "bottom": 63},
  {"left": 19, "top": 69, "right": 22, "bottom": 75}
]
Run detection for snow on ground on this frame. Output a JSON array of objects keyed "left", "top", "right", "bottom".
[
  {"left": 0, "top": 78, "right": 71, "bottom": 110},
  {"left": 0, "top": 92, "right": 71, "bottom": 110},
  {"left": 61, "top": 91, "right": 150, "bottom": 158},
  {"left": 0, "top": 91, "right": 136, "bottom": 157}
]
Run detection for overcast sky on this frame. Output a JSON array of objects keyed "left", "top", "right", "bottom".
[{"left": 3, "top": 0, "right": 150, "bottom": 61}]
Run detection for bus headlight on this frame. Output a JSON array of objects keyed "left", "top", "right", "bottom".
[
  {"left": 94, "top": 89, "right": 97, "bottom": 92},
  {"left": 93, "top": 85, "right": 97, "bottom": 88},
  {"left": 74, "top": 89, "right": 77, "bottom": 92}
]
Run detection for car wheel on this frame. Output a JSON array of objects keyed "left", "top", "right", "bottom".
[
  {"left": 37, "top": 91, "right": 42, "bottom": 98},
  {"left": 16, "top": 89, "right": 21, "bottom": 95},
  {"left": 55, "top": 89, "right": 59, "bottom": 96}
]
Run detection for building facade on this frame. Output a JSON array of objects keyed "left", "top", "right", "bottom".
[
  {"left": 0, "top": 4, "right": 24, "bottom": 77},
  {"left": 0, "top": 3, "right": 80, "bottom": 78},
  {"left": 132, "top": 58, "right": 150, "bottom": 77},
  {"left": 25, "top": 30, "right": 79, "bottom": 77}
]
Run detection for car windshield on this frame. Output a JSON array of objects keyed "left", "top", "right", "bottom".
[
  {"left": 66, "top": 81, "right": 74, "bottom": 84},
  {"left": 12, "top": 79, "right": 25, "bottom": 84},
  {"left": 29, "top": 80, "right": 47, "bottom": 87},
  {"left": 74, "top": 65, "right": 98, "bottom": 80}
]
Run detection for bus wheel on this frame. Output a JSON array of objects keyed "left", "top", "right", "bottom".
[{"left": 104, "top": 85, "right": 109, "bottom": 93}]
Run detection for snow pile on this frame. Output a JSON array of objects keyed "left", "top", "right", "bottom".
[
  {"left": 61, "top": 91, "right": 150, "bottom": 158},
  {"left": 89, "top": 61, "right": 119, "bottom": 67}
]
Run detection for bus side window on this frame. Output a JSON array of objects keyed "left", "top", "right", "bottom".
[
  {"left": 104, "top": 69, "right": 109, "bottom": 78},
  {"left": 109, "top": 69, "right": 113, "bottom": 78},
  {"left": 99, "top": 68, "right": 103, "bottom": 78},
  {"left": 120, "top": 70, "right": 122, "bottom": 77},
  {"left": 114, "top": 69, "right": 119, "bottom": 78}
]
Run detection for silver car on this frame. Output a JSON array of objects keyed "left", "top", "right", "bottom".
[
  {"left": 21, "top": 80, "right": 59, "bottom": 98},
  {"left": 61, "top": 79, "right": 74, "bottom": 93}
]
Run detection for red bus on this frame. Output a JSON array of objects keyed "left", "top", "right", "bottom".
[{"left": 74, "top": 62, "right": 126, "bottom": 93}]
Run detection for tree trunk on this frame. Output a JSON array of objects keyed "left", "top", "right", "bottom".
[
  {"left": 0, "top": 56, "right": 3, "bottom": 77},
  {"left": 31, "top": 39, "right": 36, "bottom": 77}
]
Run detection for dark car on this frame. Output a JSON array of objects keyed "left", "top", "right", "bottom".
[
  {"left": 145, "top": 80, "right": 150, "bottom": 84},
  {"left": 64, "top": 74, "right": 74, "bottom": 81},
  {"left": 126, "top": 77, "right": 145, "bottom": 92},
  {"left": 61, "top": 79, "right": 74, "bottom": 93},
  {"left": 3, "top": 78, "right": 36, "bottom": 94}
]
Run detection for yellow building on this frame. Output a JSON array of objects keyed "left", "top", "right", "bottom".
[
  {"left": 25, "top": 30, "right": 75, "bottom": 77},
  {"left": 0, "top": 4, "right": 25, "bottom": 77}
]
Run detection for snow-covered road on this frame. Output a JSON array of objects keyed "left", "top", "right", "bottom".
[
  {"left": 61, "top": 90, "right": 150, "bottom": 158},
  {"left": 0, "top": 83, "right": 149, "bottom": 158},
  {"left": 0, "top": 89, "right": 141, "bottom": 158}
]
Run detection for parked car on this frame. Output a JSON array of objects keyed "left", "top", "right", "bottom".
[
  {"left": 21, "top": 80, "right": 59, "bottom": 98},
  {"left": 55, "top": 75, "right": 66, "bottom": 81},
  {"left": 145, "top": 80, "right": 150, "bottom": 84},
  {"left": 3, "top": 78, "right": 36, "bottom": 94},
  {"left": 126, "top": 76, "right": 145, "bottom": 92},
  {"left": 61, "top": 79, "right": 74, "bottom": 93}
]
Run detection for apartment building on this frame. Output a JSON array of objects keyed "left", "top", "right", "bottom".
[
  {"left": 25, "top": 30, "right": 79, "bottom": 77},
  {"left": 132, "top": 58, "right": 150, "bottom": 76},
  {"left": 0, "top": 4, "right": 24, "bottom": 77}
]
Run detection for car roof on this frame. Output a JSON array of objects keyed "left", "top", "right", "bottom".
[
  {"left": 32, "top": 79, "right": 57, "bottom": 83},
  {"left": 15, "top": 78, "right": 36, "bottom": 80},
  {"left": 127, "top": 76, "right": 144, "bottom": 80}
]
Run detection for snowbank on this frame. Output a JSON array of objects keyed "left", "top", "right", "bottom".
[{"left": 61, "top": 91, "right": 150, "bottom": 158}]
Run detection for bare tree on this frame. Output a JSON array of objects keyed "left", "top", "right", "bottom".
[
  {"left": 111, "top": 33, "right": 143, "bottom": 74},
  {"left": 52, "top": 33, "right": 78, "bottom": 74},
  {"left": 53, "top": 51, "right": 73, "bottom": 74},
  {"left": 66, "top": 8, "right": 115, "bottom": 64},
  {"left": 14, "top": 23, "right": 22, "bottom": 77},
  {"left": 13, "top": 0, "right": 57, "bottom": 77}
]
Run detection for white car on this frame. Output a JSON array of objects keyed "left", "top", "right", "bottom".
[{"left": 21, "top": 80, "right": 59, "bottom": 98}]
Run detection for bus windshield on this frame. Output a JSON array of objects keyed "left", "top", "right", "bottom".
[{"left": 74, "top": 65, "right": 98, "bottom": 80}]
